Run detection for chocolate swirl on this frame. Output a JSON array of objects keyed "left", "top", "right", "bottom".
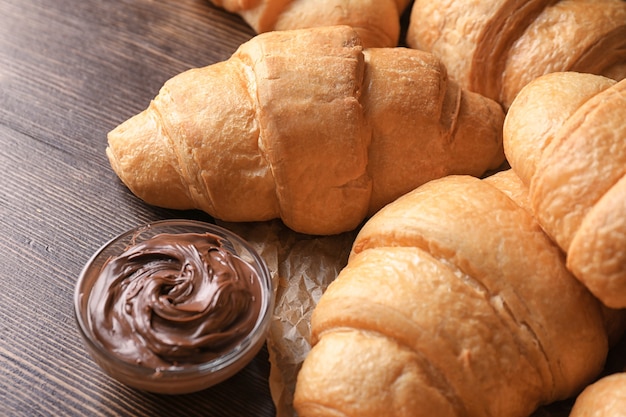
[{"left": 88, "top": 232, "right": 262, "bottom": 370}]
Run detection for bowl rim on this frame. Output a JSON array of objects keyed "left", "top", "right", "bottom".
[{"left": 73, "top": 219, "right": 275, "bottom": 379}]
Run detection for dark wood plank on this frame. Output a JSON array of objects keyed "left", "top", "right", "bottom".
[{"left": 0, "top": 0, "right": 272, "bottom": 415}]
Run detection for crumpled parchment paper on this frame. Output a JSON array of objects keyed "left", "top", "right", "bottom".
[{"left": 218, "top": 219, "right": 358, "bottom": 417}]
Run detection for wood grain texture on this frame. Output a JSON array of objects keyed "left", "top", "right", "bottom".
[
  {"left": 0, "top": 0, "right": 625, "bottom": 416},
  {"left": 0, "top": 0, "right": 273, "bottom": 415}
]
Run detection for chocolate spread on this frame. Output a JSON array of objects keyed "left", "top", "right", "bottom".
[{"left": 88, "top": 232, "right": 262, "bottom": 370}]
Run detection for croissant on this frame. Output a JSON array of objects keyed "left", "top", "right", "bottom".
[
  {"left": 208, "top": 0, "right": 412, "bottom": 47},
  {"left": 406, "top": 0, "right": 626, "bottom": 109},
  {"left": 504, "top": 72, "right": 626, "bottom": 309},
  {"left": 570, "top": 373, "right": 626, "bottom": 417},
  {"left": 106, "top": 25, "right": 505, "bottom": 236},
  {"left": 293, "top": 171, "right": 616, "bottom": 417}
]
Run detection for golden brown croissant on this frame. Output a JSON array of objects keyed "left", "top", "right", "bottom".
[
  {"left": 504, "top": 72, "right": 626, "bottom": 309},
  {"left": 106, "top": 25, "right": 505, "bottom": 236},
  {"left": 569, "top": 373, "right": 626, "bottom": 417},
  {"left": 406, "top": 0, "right": 626, "bottom": 109},
  {"left": 293, "top": 172, "right": 615, "bottom": 417},
  {"left": 208, "top": 0, "right": 412, "bottom": 47}
]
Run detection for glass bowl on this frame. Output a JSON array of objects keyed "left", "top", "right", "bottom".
[{"left": 74, "top": 219, "right": 274, "bottom": 394}]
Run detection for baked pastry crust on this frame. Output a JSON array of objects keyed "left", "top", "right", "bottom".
[
  {"left": 295, "top": 174, "right": 609, "bottom": 416},
  {"left": 107, "top": 26, "right": 504, "bottom": 235},
  {"left": 505, "top": 72, "right": 626, "bottom": 308},
  {"left": 407, "top": 0, "right": 626, "bottom": 108}
]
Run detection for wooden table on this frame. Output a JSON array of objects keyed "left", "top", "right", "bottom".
[
  {"left": 2, "top": 0, "right": 626, "bottom": 416},
  {"left": 0, "top": 0, "right": 276, "bottom": 415}
]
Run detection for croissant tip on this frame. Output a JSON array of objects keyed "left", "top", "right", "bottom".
[
  {"left": 106, "top": 109, "right": 151, "bottom": 174},
  {"left": 105, "top": 108, "right": 194, "bottom": 210}
]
